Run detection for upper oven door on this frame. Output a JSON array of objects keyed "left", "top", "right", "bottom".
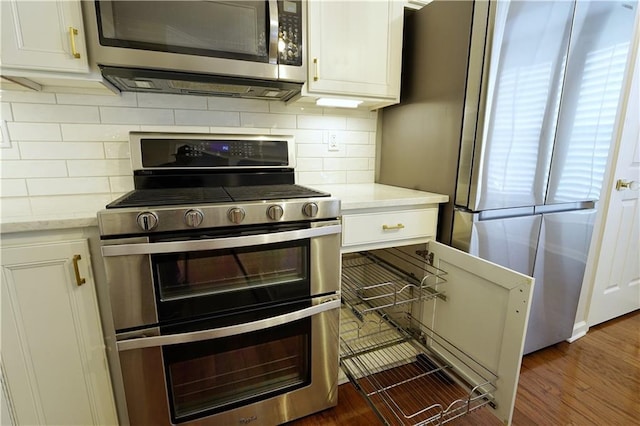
[
  {"left": 101, "top": 221, "right": 341, "bottom": 331},
  {"left": 83, "top": 0, "right": 305, "bottom": 81}
]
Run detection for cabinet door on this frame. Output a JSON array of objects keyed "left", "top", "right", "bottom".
[
  {"left": 1, "top": 0, "right": 89, "bottom": 73},
  {"left": 423, "top": 241, "right": 534, "bottom": 425},
  {"left": 1, "top": 239, "right": 117, "bottom": 425},
  {"left": 306, "top": 0, "right": 403, "bottom": 100}
]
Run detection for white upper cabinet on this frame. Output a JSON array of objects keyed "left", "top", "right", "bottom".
[
  {"left": 303, "top": 0, "right": 404, "bottom": 109},
  {"left": 1, "top": 0, "right": 89, "bottom": 73}
]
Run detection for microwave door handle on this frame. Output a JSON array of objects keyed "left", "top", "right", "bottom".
[
  {"left": 268, "top": 0, "right": 279, "bottom": 65},
  {"left": 101, "top": 224, "right": 341, "bottom": 256},
  {"left": 116, "top": 297, "right": 340, "bottom": 351}
]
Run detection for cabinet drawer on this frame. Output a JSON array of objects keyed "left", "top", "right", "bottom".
[{"left": 342, "top": 208, "right": 436, "bottom": 247}]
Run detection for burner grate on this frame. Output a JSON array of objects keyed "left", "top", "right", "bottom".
[
  {"left": 224, "top": 184, "right": 330, "bottom": 201},
  {"left": 107, "top": 187, "right": 232, "bottom": 208}
]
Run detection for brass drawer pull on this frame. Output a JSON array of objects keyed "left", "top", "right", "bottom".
[
  {"left": 72, "top": 254, "right": 86, "bottom": 286},
  {"left": 382, "top": 223, "right": 405, "bottom": 231},
  {"left": 69, "top": 27, "right": 81, "bottom": 59},
  {"left": 313, "top": 57, "right": 319, "bottom": 81}
]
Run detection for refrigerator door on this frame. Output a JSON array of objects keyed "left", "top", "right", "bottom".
[
  {"left": 452, "top": 209, "right": 541, "bottom": 277},
  {"left": 546, "top": 0, "right": 637, "bottom": 205},
  {"left": 459, "top": 1, "right": 576, "bottom": 211},
  {"left": 524, "top": 209, "right": 597, "bottom": 354}
]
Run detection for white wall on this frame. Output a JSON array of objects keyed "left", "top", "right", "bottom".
[{"left": 0, "top": 89, "right": 377, "bottom": 221}]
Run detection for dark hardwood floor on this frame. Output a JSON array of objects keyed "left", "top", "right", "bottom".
[{"left": 289, "top": 310, "right": 640, "bottom": 425}]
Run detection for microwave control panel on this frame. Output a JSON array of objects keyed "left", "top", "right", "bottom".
[{"left": 278, "top": 0, "right": 302, "bottom": 66}]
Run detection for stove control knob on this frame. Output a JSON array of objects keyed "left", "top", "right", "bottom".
[
  {"left": 136, "top": 212, "right": 159, "bottom": 231},
  {"left": 302, "top": 202, "right": 319, "bottom": 218},
  {"left": 184, "top": 209, "right": 204, "bottom": 228},
  {"left": 228, "top": 207, "right": 246, "bottom": 224},
  {"left": 267, "top": 205, "right": 284, "bottom": 221}
]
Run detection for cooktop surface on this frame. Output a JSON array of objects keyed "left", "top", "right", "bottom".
[{"left": 106, "top": 184, "right": 331, "bottom": 209}]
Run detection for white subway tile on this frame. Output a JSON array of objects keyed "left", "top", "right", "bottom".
[
  {"left": 346, "top": 144, "right": 376, "bottom": 158},
  {"left": 240, "top": 113, "right": 296, "bottom": 129},
  {"left": 324, "top": 157, "right": 369, "bottom": 171},
  {"left": 1, "top": 179, "right": 28, "bottom": 196},
  {"left": 0, "top": 197, "right": 32, "bottom": 219},
  {"left": 297, "top": 171, "right": 346, "bottom": 185},
  {"left": 175, "top": 110, "right": 240, "bottom": 127},
  {"left": 140, "top": 125, "right": 210, "bottom": 134},
  {"left": 30, "top": 194, "right": 114, "bottom": 216},
  {"left": 1, "top": 160, "right": 68, "bottom": 178},
  {"left": 0, "top": 143, "right": 20, "bottom": 160},
  {"left": 56, "top": 92, "right": 137, "bottom": 107},
  {"left": 346, "top": 170, "right": 375, "bottom": 183},
  {"left": 270, "top": 100, "right": 323, "bottom": 115},
  {"left": 67, "top": 159, "right": 131, "bottom": 177},
  {"left": 138, "top": 93, "right": 207, "bottom": 110},
  {"left": 342, "top": 131, "right": 370, "bottom": 145},
  {"left": 12, "top": 103, "right": 100, "bottom": 123},
  {"left": 347, "top": 116, "right": 377, "bottom": 131},
  {"left": 297, "top": 144, "right": 344, "bottom": 158},
  {"left": 100, "top": 107, "right": 174, "bottom": 125},
  {"left": 323, "top": 107, "right": 373, "bottom": 118},
  {"left": 297, "top": 115, "right": 346, "bottom": 130},
  {"left": 61, "top": 124, "right": 139, "bottom": 141},
  {"left": 368, "top": 158, "right": 377, "bottom": 170},
  {"left": 209, "top": 126, "right": 273, "bottom": 135},
  {"left": 295, "top": 158, "right": 323, "bottom": 172},
  {"left": 369, "top": 132, "right": 377, "bottom": 145},
  {"left": 7, "top": 123, "right": 62, "bottom": 141},
  {"left": 0, "top": 90, "right": 56, "bottom": 104},
  {"left": 2, "top": 102, "right": 12, "bottom": 121},
  {"left": 20, "top": 142, "right": 104, "bottom": 160},
  {"left": 322, "top": 158, "right": 347, "bottom": 171},
  {"left": 104, "top": 142, "right": 130, "bottom": 159},
  {"left": 208, "top": 98, "right": 269, "bottom": 113},
  {"left": 290, "top": 129, "right": 323, "bottom": 144},
  {"left": 109, "top": 176, "right": 134, "bottom": 193},
  {"left": 27, "top": 177, "right": 110, "bottom": 196}
]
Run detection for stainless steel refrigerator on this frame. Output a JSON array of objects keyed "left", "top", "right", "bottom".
[{"left": 378, "top": 0, "right": 637, "bottom": 353}]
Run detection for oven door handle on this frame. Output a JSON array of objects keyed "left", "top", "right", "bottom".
[
  {"left": 116, "top": 297, "right": 341, "bottom": 351},
  {"left": 101, "top": 224, "right": 341, "bottom": 256}
]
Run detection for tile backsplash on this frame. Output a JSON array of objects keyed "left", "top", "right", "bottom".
[{"left": 0, "top": 88, "right": 377, "bottom": 220}]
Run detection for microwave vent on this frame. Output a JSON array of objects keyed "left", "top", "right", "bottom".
[
  {"left": 100, "top": 66, "right": 302, "bottom": 101},
  {"left": 169, "top": 80, "right": 251, "bottom": 94}
]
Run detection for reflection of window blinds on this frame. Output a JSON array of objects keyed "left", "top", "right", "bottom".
[
  {"left": 553, "top": 42, "right": 630, "bottom": 201},
  {"left": 485, "top": 63, "right": 553, "bottom": 198}
]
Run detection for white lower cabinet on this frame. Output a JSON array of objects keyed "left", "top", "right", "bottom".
[
  {"left": 339, "top": 210, "right": 534, "bottom": 425},
  {"left": 1, "top": 238, "right": 117, "bottom": 426}
]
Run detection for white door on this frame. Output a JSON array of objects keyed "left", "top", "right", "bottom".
[{"left": 586, "top": 33, "right": 640, "bottom": 327}]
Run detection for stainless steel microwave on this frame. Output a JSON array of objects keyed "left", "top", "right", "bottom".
[{"left": 82, "top": 0, "right": 306, "bottom": 100}]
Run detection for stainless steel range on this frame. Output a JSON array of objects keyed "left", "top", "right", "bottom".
[{"left": 97, "top": 132, "right": 342, "bottom": 426}]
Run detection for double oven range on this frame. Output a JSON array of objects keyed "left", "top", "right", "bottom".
[{"left": 97, "top": 133, "right": 341, "bottom": 425}]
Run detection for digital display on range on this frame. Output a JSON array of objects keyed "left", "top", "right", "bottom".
[{"left": 140, "top": 138, "right": 289, "bottom": 168}]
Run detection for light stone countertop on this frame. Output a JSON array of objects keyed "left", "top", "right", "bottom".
[
  {"left": 0, "top": 184, "right": 448, "bottom": 234},
  {"left": 0, "top": 214, "right": 99, "bottom": 234},
  {"left": 309, "top": 183, "right": 448, "bottom": 211}
]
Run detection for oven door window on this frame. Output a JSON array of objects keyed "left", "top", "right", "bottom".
[
  {"left": 95, "top": 1, "right": 269, "bottom": 62},
  {"left": 163, "top": 318, "right": 310, "bottom": 422},
  {"left": 153, "top": 240, "right": 309, "bottom": 321}
]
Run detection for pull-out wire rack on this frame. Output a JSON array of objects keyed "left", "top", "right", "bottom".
[
  {"left": 341, "top": 249, "right": 447, "bottom": 320},
  {"left": 339, "top": 249, "right": 498, "bottom": 425}
]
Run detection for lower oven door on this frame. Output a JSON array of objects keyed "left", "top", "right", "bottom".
[{"left": 116, "top": 295, "right": 341, "bottom": 426}]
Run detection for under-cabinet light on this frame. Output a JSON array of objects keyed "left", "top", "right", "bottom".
[{"left": 316, "top": 98, "right": 363, "bottom": 108}]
